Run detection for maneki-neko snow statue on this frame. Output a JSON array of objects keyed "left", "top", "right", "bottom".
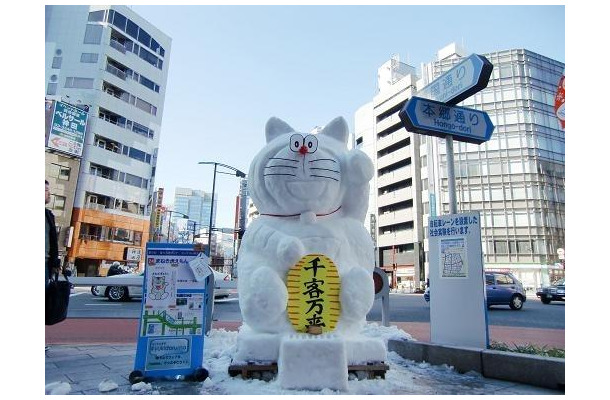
[{"left": 231, "top": 117, "right": 386, "bottom": 390}]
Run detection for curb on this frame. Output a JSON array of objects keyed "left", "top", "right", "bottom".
[{"left": 388, "top": 339, "right": 564, "bottom": 391}]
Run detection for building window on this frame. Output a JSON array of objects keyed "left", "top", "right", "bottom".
[
  {"left": 494, "top": 241, "right": 508, "bottom": 254},
  {"left": 46, "top": 82, "right": 57, "bottom": 95},
  {"left": 88, "top": 10, "right": 105, "bottom": 22},
  {"left": 515, "top": 211, "right": 529, "bottom": 226},
  {"left": 51, "top": 56, "right": 62, "bottom": 69},
  {"left": 80, "top": 52, "right": 99, "bottom": 63},
  {"left": 517, "top": 240, "right": 533, "bottom": 254},
  {"left": 128, "top": 147, "right": 148, "bottom": 163},
  {"left": 124, "top": 173, "right": 144, "bottom": 188},
  {"left": 65, "top": 77, "right": 94, "bottom": 89},
  {"left": 50, "top": 163, "right": 71, "bottom": 180},
  {"left": 51, "top": 194, "right": 66, "bottom": 211},
  {"left": 492, "top": 212, "right": 506, "bottom": 227},
  {"left": 83, "top": 24, "right": 103, "bottom": 44}
]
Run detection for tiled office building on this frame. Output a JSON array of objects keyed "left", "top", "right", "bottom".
[{"left": 45, "top": 5, "right": 171, "bottom": 276}]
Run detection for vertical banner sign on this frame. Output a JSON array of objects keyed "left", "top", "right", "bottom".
[
  {"left": 554, "top": 75, "right": 565, "bottom": 129},
  {"left": 131, "top": 243, "right": 211, "bottom": 382},
  {"left": 47, "top": 101, "right": 88, "bottom": 157},
  {"left": 427, "top": 211, "right": 488, "bottom": 348},
  {"left": 287, "top": 254, "right": 341, "bottom": 333}
]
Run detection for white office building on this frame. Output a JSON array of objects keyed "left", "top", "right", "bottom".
[
  {"left": 45, "top": 5, "right": 171, "bottom": 276},
  {"left": 355, "top": 55, "right": 426, "bottom": 291}
]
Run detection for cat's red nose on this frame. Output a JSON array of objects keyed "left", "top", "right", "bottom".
[{"left": 299, "top": 145, "right": 308, "bottom": 155}]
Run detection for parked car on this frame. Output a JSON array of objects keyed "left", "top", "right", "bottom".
[
  {"left": 485, "top": 271, "right": 526, "bottom": 310},
  {"left": 91, "top": 262, "right": 131, "bottom": 297},
  {"left": 536, "top": 278, "right": 565, "bottom": 304},
  {"left": 98, "top": 272, "right": 145, "bottom": 302},
  {"left": 98, "top": 268, "right": 233, "bottom": 302},
  {"left": 211, "top": 269, "right": 233, "bottom": 299},
  {"left": 421, "top": 271, "right": 526, "bottom": 310}
]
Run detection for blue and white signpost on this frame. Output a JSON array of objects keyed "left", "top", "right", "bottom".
[
  {"left": 129, "top": 242, "right": 213, "bottom": 383},
  {"left": 400, "top": 53, "right": 495, "bottom": 214},
  {"left": 399, "top": 54, "right": 495, "bottom": 349},
  {"left": 400, "top": 96, "right": 494, "bottom": 145},
  {"left": 416, "top": 53, "right": 494, "bottom": 105}
]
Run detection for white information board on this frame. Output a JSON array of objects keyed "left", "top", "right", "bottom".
[{"left": 427, "top": 211, "right": 488, "bottom": 348}]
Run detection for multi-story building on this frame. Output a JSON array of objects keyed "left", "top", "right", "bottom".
[
  {"left": 355, "top": 55, "right": 426, "bottom": 290},
  {"left": 355, "top": 43, "right": 565, "bottom": 292},
  {"left": 172, "top": 187, "right": 216, "bottom": 242},
  {"left": 45, "top": 5, "right": 171, "bottom": 276}
]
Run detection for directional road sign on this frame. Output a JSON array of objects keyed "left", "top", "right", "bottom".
[
  {"left": 399, "top": 96, "right": 494, "bottom": 144},
  {"left": 416, "top": 54, "right": 493, "bottom": 105}
]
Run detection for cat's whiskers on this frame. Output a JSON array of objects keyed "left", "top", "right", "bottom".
[
  {"left": 310, "top": 167, "right": 340, "bottom": 174},
  {"left": 310, "top": 174, "right": 339, "bottom": 182}
]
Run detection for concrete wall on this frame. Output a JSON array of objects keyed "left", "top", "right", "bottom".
[{"left": 388, "top": 339, "right": 564, "bottom": 391}]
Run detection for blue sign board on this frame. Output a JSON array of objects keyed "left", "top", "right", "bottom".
[
  {"left": 130, "top": 242, "right": 211, "bottom": 383},
  {"left": 416, "top": 54, "right": 493, "bottom": 105},
  {"left": 399, "top": 96, "right": 494, "bottom": 144}
]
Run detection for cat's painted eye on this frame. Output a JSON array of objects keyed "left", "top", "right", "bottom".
[
  {"left": 304, "top": 135, "right": 318, "bottom": 153},
  {"left": 289, "top": 134, "right": 304, "bottom": 152}
]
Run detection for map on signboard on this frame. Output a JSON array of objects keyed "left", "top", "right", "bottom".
[
  {"left": 141, "top": 294, "right": 204, "bottom": 338},
  {"left": 440, "top": 238, "right": 468, "bottom": 278}
]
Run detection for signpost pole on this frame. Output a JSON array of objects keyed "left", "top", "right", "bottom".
[
  {"left": 398, "top": 53, "right": 496, "bottom": 349},
  {"left": 445, "top": 135, "right": 458, "bottom": 214}
]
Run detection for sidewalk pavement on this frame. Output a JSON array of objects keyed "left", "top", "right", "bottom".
[{"left": 46, "top": 321, "right": 564, "bottom": 395}]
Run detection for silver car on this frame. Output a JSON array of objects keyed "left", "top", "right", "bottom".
[{"left": 95, "top": 269, "right": 232, "bottom": 301}]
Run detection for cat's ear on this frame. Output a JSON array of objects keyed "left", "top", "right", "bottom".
[
  {"left": 265, "top": 117, "right": 295, "bottom": 143},
  {"left": 320, "top": 117, "right": 348, "bottom": 145}
]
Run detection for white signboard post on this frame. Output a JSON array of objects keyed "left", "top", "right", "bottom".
[
  {"left": 399, "top": 54, "right": 495, "bottom": 349},
  {"left": 427, "top": 211, "right": 488, "bottom": 348}
]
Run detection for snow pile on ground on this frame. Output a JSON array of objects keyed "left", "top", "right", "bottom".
[
  {"left": 45, "top": 381, "right": 71, "bottom": 395},
  {"left": 98, "top": 378, "right": 118, "bottom": 392},
  {"left": 197, "top": 323, "right": 488, "bottom": 395}
]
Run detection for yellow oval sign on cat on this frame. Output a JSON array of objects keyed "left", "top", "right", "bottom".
[{"left": 286, "top": 254, "right": 341, "bottom": 333}]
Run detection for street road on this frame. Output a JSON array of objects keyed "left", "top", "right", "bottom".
[{"left": 68, "top": 289, "right": 564, "bottom": 330}]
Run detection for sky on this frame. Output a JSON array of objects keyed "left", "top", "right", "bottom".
[{"left": 123, "top": 3, "right": 565, "bottom": 229}]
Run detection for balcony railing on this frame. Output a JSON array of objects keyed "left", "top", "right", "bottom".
[
  {"left": 85, "top": 203, "right": 106, "bottom": 211},
  {"left": 109, "top": 38, "right": 127, "bottom": 54},
  {"left": 105, "top": 63, "right": 127, "bottom": 80}
]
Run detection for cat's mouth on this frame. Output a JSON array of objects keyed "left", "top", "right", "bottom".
[{"left": 286, "top": 180, "right": 326, "bottom": 200}]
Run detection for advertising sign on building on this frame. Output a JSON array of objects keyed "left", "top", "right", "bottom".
[
  {"left": 554, "top": 75, "right": 565, "bottom": 129},
  {"left": 47, "top": 101, "right": 89, "bottom": 157},
  {"left": 427, "top": 211, "right": 488, "bottom": 348},
  {"left": 124, "top": 247, "right": 142, "bottom": 262},
  {"left": 130, "top": 243, "right": 212, "bottom": 383}
]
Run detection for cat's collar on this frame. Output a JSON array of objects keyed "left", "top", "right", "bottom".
[{"left": 260, "top": 206, "right": 341, "bottom": 218}]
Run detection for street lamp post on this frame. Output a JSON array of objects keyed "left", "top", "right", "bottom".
[
  {"left": 189, "top": 220, "right": 203, "bottom": 243},
  {"left": 166, "top": 210, "right": 189, "bottom": 243},
  {"left": 198, "top": 161, "right": 246, "bottom": 257}
]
